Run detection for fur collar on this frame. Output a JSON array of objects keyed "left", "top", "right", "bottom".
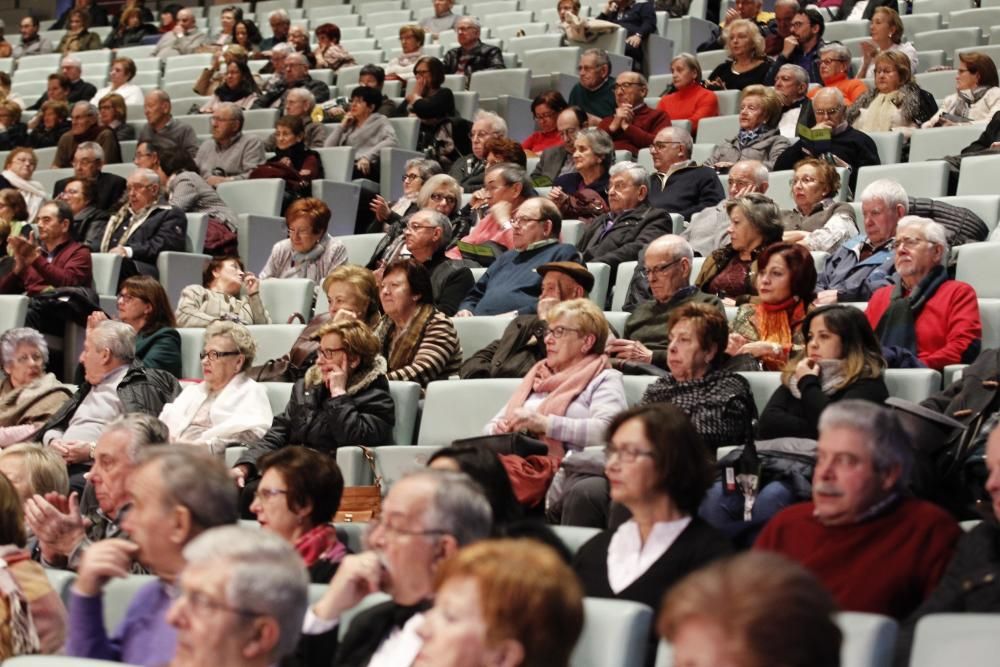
[
  {"left": 0, "top": 374, "right": 73, "bottom": 425},
  {"left": 304, "top": 355, "right": 388, "bottom": 396},
  {"left": 849, "top": 81, "right": 923, "bottom": 125}
]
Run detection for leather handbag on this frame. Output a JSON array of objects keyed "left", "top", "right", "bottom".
[
  {"left": 452, "top": 432, "right": 549, "bottom": 457},
  {"left": 334, "top": 445, "right": 383, "bottom": 523}
]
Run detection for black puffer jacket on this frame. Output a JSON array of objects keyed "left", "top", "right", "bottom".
[{"left": 238, "top": 357, "right": 395, "bottom": 471}]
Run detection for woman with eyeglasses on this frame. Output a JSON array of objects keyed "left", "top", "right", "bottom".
[
  {"left": 59, "top": 179, "right": 109, "bottom": 250},
  {"left": 368, "top": 157, "right": 442, "bottom": 234},
  {"left": 251, "top": 115, "right": 325, "bottom": 214},
  {"left": 250, "top": 446, "right": 347, "bottom": 583},
  {"left": 704, "top": 85, "right": 789, "bottom": 172},
  {"left": 97, "top": 94, "right": 134, "bottom": 143},
  {"left": 705, "top": 19, "right": 772, "bottom": 91},
  {"left": 849, "top": 51, "right": 934, "bottom": 135},
  {"left": 158, "top": 320, "right": 272, "bottom": 454},
  {"left": 923, "top": 52, "right": 1000, "bottom": 128},
  {"left": 231, "top": 319, "right": 395, "bottom": 489},
  {"left": 175, "top": 256, "right": 271, "bottom": 328},
  {"left": 259, "top": 198, "right": 347, "bottom": 286},
  {"left": 0, "top": 328, "right": 73, "bottom": 448},
  {"left": 548, "top": 127, "right": 613, "bottom": 221},
  {"left": 780, "top": 158, "right": 858, "bottom": 253},
  {"left": 385, "top": 24, "right": 426, "bottom": 81},
  {"left": 0, "top": 148, "right": 46, "bottom": 222},
  {"left": 523, "top": 91, "right": 569, "bottom": 155}
]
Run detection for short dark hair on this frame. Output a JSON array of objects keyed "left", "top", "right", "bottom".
[
  {"left": 275, "top": 113, "right": 305, "bottom": 137},
  {"left": 120, "top": 275, "right": 177, "bottom": 333},
  {"left": 483, "top": 137, "right": 526, "bottom": 167},
  {"left": 49, "top": 199, "right": 73, "bottom": 225},
  {"left": 202, "top": 256, "right": 245, "bottom": 287},
  {"left": 359, "top": 64, "right": 386, "bottom": 87},
  {"left": 68, "top": 178, "right": 96, "bottom": 206},
  {"left": 666, "top": 302, "right": 730, "bottom": 370},
  {"left": 757, "top": 242, "right": 817, "bottom": 305},
  {"left": 564, "top": 105, "right": 588, "bottom": 126},
  {"left": 414, "top": 56, "right": 445, "bottom": 88},
  {"left": 607, "top": 404, "right": 713, "bottom": 513},
  {"left": 531, "top": 90, "right": 569, "bottom": 115},
  {"left": 350, "top": 85, "right": 382, "bottom": 109},
  {"left": 47, "top": 73, "right": 71, "bottom": 91},
  {"left": 798, "top": 7, "right": 825, "bottom": 37},
  {"left": 257, "top": 446, "right": 344, "bottom": 526},
  {"left": 315, "top": 22, "right": 342, "bottom": 43},
  {"left": 383, "top": 258, "right": 435, "bottom": 305},
  {"left": 158, "top": 143, "right": 200, "bottom": 177}
]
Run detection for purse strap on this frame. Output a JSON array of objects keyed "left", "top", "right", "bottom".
[{"left": 356, "top": 445, "right": 383, "bottom": 491}]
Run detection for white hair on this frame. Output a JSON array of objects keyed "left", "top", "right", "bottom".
[
  {"left": 472, "top": 109, "right": 507, "bottom": 136},
  {"left": 609, "top": 160, "right": 649, "bottom": 189},
  {"left": 897, "top": 215, "right": 948, "bottom": 251}
]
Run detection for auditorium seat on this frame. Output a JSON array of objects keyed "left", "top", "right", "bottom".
[
  {"left": 910, "top": 613, "right": 1000, "bottom": 667},
  {"left": 572, "top": 597, "right": 654, "bottom": 667},
  {"left": 418, "top": 378, "right": 522, "bottom": 446},
  {"left": 336, "top": 444, "right": 442, "bottom": 487},
  {"left": 452, "top": 315, "right": 516, "bottom": 362}
]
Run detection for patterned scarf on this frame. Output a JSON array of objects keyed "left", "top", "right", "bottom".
[
  {"left": 383, "top": 304, "right": 435, "bottom": 374},
  {"left": 737, "top": 126, "right": 762, "bottom": 146},
  {"left": 753, "top": 297, "right": 806, "bottom": 352},
  {"left": 784, "top": 358, "right": 850, "bottom": 398},
  {"left": 953, "top": 86, "right": 990, "bottom": 119},
  {"left": 874, "top": 265, "right": 948, "bottom": 355},
  {"left": 295, "top": 523, "right": 347, "bottom": 569}
]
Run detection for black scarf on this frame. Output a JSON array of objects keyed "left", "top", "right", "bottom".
[
  {"left": 874, "top": 264, "right": 948, "bottom": 355},
  {"left": 214, "top": 79, "right": 257, "bottom": 103},
  {"left": 272, "top": 141, "right": 309, "bottom": 169}
]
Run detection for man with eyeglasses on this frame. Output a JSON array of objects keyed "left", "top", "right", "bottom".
[
  {"left": 195, "top": 102, "right": 267, "bottom": 186},
  {"left": 764, "top": 7, "right": 825, "bottom": 85},
  {"left": 597, "top": 72, "right": 671, "bottom": 155},
  {"left": 449, "top": 110, "right": 507, "bottom": 192},
  {"left": 531, "top": 107, "right": 586, "bottom": 184},
  {"left": 52, "top": 142, "right": 126, "bottom": 212},
  {"left": 401, "top": 209, "right": 473, "bottom": 316},
  {"left": 441, "top": 16, "right": 504, "bottom": 79},
  {"left": 809, "top": 44, "right": 867, "bottom": 105},
  {"left": 647, "top": 126, "right": 725, "bottom": 220},
  {"left": 297, "top": 470, "right": 491, "bottom": 667},
  {"left": 254, "top": 52, "right": 330, "bottom": 110},
  {"left": 54, "top": 101, "right": 121, "bottom": 168},
  {"left": 569, "top": 49, "right": 615, "bottom": 126},
  {"left": 67, "top": 447, "right": 238, "bottom": 665}
]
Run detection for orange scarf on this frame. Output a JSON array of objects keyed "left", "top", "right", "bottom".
[{"left": 753, "top": 298, "right": 806, "bottom": 369}]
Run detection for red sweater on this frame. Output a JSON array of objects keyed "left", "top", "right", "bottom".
[
  {"left": 755, "top": 498, "right": 960, "bottom": 619},
  {"left": 656, "top": 84, "right": 719, "bottom": 133},
  {"left": 865, "top": 279, "right": 981, "bottom": 371},
  {"left": 0, "top": 240, "right": 92, "bottom": 296},
  {"left": 598, "top": 104, "right": 671, "bottom": 156},
  {"left": 522, "top": 129, "right": 562, "bottom": 153}
]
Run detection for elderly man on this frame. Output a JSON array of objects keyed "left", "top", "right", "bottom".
[
  {"left": 263, "top": 88, "right": 328, "bottom": 151},
  {"left": 765, "top": 0, "right": 797, "bottom": 57},
  {"left": 722, "top": 0, "right": 774, "bottom": 31},
  {"left": 531, "top": 107, "right": 584, "bottom": 183},
  {"left": 260, "top": 41, "right": 292, "bottom": 80},
  {"left": 254, "top": 52, "right": 330, "bottom": 109},
  {"left": 54, "top": 101, "right": 121, "bottom": 168},
  {"left": 569, "top": 49, "right": 616, "bottom": 126},
  {"left": 53, "top": 142, "right": 127, "bottom": 211},
  {"left": 774, "top": 63, "right": 812, "bottom": 139},
  {"left": 773, "top": 87, "right": 880, "bottom": 192},
  {"left": 29, "top": 56, "right": 95, "bottom": 110},
  {"left": 865, "top": 217, "right": 981, "bottom": 371},
  {"left": 456, "top": 197, "right": 581, "bottom": 316},
  {"left": 152, "top": 8, "right": 207, "bottom": 58},
  {"left": 598, "top": 72, "right": 671, "bottom": 155},
  {"left": 260, "top": 9, "right": 291, "bottom": 51},
  {"left": 421, "top": 0, "right": 458, "bottom": 37},
  {"left": 809, "top": 43, "right": 867, "bottom": 104},
  {"left": 167, "top": 525, "right": 308, "bottom": 667},
  {"left": 27, "top": 413, "right": 174, "bottom": 570},
  {"left": 97, "top": 169, "right": 187, "bottom": 280},
  {"left": 402, "top": 209, "right": 474, "bottom": 316},
  {"left": 681, "top": 159, "right": 769, "bottom": 260},
  {"left": 137, "top": 91, "right": 199, "bottom": 158},
  {"left": 67, "top": 447, "right": 238, "bottom": 665},
  {"left": 449, "top": 110, "right": 506, "bottom": 192},
  {"left": 578, "top": 162, "right": 671, "bottom": 277},
  {"left": 442, "top": 16, "right": 504, "bottom": 78},
  {"left": 461, "top": 261, "right": 594, "bottom": 378},
  {"left": 756, "top": 400, "right": 961, "bottom": 619},
  {"left": 595, "top": 0, "right": 656, "bottom": 72},
  {"left": 766, "top": 7, "right": 825, "bottom": 84},
  {"left": 196, "top": 103, "right": 267, "bottom": 185},
  {"left": 647, "top": 126, "right": 725, "bottom": 219},
  {"left": 607, "top": 235, "right": 723, "bottom": 367},
  {"left": 299, "top": 470, "right": 491, "bottom": 666},
  {"left": 12, "top": 16, "right": 53, "bottom": 58}
]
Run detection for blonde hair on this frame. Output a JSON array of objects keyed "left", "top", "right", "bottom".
[
  {"left": 0, "top": 443, "right": 69, "bottom": 498},
  {"left": 547, "top": 298, "right": 608, "bottom": 353},
  {"left": 740, "top": 84, "right": 784, "bottom": 127},
  {"left": 321, "top": 264, "right": 380, "bottom": 327},
  {"left": 724, "top": 19, "right": 766, "bottom": 61}
]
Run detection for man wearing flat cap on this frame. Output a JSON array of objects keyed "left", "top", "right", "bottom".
[{"left": 460, "top": 261, "right": 593, "bottom": 378}]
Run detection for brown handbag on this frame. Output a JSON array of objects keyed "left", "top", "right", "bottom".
[{"left": 334, "top": 445, "right": 383, "bottom": 523}]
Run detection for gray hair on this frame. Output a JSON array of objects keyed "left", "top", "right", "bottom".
[
  {"left": 813, "top": 86, "right": 845, "bottom": 109},
  {"left": 404, "top": 158, "right": 442, "bottom": 181},
  {"left": 778, "top": 63, "right": 809, "bottom": 87},
  {"left": 581, "top": 47, "right": 610, "bottom": 69},
  {"left": 286, "top": 87, "right": 315, "bottom": 108},
  {"left": 897, "top": 215, "right": 949, "bottom": 252},
  {"left": 89, "top": 320, "right": 136, "bottom": 364},
  {"left": 819, "top": 43, "right": 851, "bottom": 63},
  {"left": 725, "top": 193, "right": 784, "bottom": 243},
  {"left": 271, "top": 42, "right": 293, "bottom": 56},
  {"left": 774, "top": 0, "right": 800, "bottom": 9},
  {"left": 404, "top": 469, "right": 493, "bottom": 547},
  {"left": 137, "top": 446, "right": 239, "bottom": 531},
  {"left": 472, "top": 109, "right": 507, "bottom": 136},
  {"left": 285, "top": 52, "right": 309, "bottom": 67},
  {"left": 860, "top": 179, "right": 909, "bottom": 215},
  {"left": 0, "top": 327, "right": 48, "bottom": 368},
  {"left": 417, "top": 174, "right": 461, "bottom": 208},
  {"left": 147, "top": 89, "right": 170, "bottom": 105},
  {"left": 733, "top": 159, "right": 768, "bottom": 184},
  {"left": 182, "top": 526, "right": 308, "bottom": 661},
  {"left": 455, "top": 15, "right": 481, "bottom": 30},
  {"left": 609, "top": 160, "right": 650, "bottom": 189},
  {"left": 176, "top": 8, "right": 194, "bottom": 20},
  {"left": 818, "top": 400, "right": 912, "bottom": 490},
  {"left": 217, "top": 102, "right": 245, "bottom": 130},
  {"left": 132, "top": 167, "right": 160, "bottom": 189},
  {"left": 413, "top": 209, "right": 453, "bottom": 247},
  {"left": 76, "top": 141, "right": 104, "bottom": 162},
  {"left": 576, "top": 127, "right": 615, "bottom": 164},
  {"left": 670, "top": 52, "right": 702, "bottom": 81},
  {"left": 61, "top": 55, "right": 81, "bottom": 69},
  {"left": 204, "top": 320, "right": 256, "bottom": 370},
  {"left": 268, "top": 9, "right": 290, "bottom": 23},
  {"left": 486, "top": 162, "right": 529, "bottom": 190},
  {"left": 103, "top": 413, "right": 170, "bottom": 462},
  {"left": 73, "top": 101, "right": 98, "bottom": 118},
  {"left": 661, "top": 125, "right": 693, "bottom": 156},
  {"left": 648, "top": 234, "right": 694, "bottom": 279}
]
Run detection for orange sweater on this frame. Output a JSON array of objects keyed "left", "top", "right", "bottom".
[
  {"left": 808, "top": 72, "right": 869, "bottom": 105},
  {"left": 656, "top": 84, "right": 719, "bottom": 133}
]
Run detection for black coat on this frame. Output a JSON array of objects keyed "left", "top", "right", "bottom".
[
  {"left": 647, "top": 165, "right": 726, "bottom": 221},
  {"left": 578, "top": 201, "right": 673, "bottom": 274},
  {"left": 758, "top": 375, "right": 889, "bottom": 440},
  {"left": 29, "top": 121, "right": 71, "bottom": 149},
  {"left": 424, "top": 249, "right": 474, "bottom": 317},
  {"left": 0, "top": 123, "right": 28, "bottom": 151},
  {"left": 961, "top": 110, "right": 1000, "bottom": 156},
  {"left": 29, "top": 79, "right": 98, "bottom": 111},
  {"left": 460, "top": 314, "right": 546, "bottom": 379},
  {"left": 101, "top": 205, "right": 188, "bottom": 274},
  {"left": 772, "top": 125, "right": 881, "bottom": 192},
  {"left": 72, "top": 206, "right": 111, "bottom": 250},
  {"left": 837, "top": 0, "right": 897, "bottom": 20},
  {"left": 54, "top": 172, "right": 127, "bottom": 212}
]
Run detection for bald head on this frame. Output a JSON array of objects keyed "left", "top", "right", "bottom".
[{"left": 644, "top": 234, "right": 694, "bottom": 302}]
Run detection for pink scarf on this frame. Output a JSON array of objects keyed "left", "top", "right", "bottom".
[{"left": 295, "top": 523, "right": 346, "bottom": 569}]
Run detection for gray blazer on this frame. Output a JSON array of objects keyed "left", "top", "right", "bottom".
[
  {"left": 530, "top": 145, "right": 571, "bottom": 183},
  {"left": 324, "top": 113, "right": 398, "bottom": 163},
  {"left": 168, "top": 170, "right": 239, "bottom": 227},
  {"left": 704, "top": 127, "right": 790, "bottom": 171}
]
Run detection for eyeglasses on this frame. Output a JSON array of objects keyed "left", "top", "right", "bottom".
[
  {"left": 402, "top": 173, "right": 421, "bottom": 182},
  {"left": 651, "top": 140, "right": 683, "bottom": 151},
  {"left": 638, "top": 257, "right": 682, "bottom": 280},
  {"left": 613, "top": 82, "right": 644, "bottom": 91},
  {"left": 818, "top": 58, "right": 846, "bottom": 66},
  {"left": 544, "top": 325, "right": 581, "bottom": 339},
  {"left": 739, "top": 103, "right": 762, "bottom": 113},
  {"left": 604, "top": 445, "right": 655, "bottom": 463},
  {"left": 199, "top": 350, "right": 241, "bottom": 361},
  {"left": 166, "top": 584, "right": 260, "bottom": 617},
  {"left": 318, "top": 346, "right": 347, "bottom": 359},
  {"left": 12, "top": 352, "right": 43, "bottom": 365},
  {"left": 791, "top": 175, "right": 819, "bottom": 186},
  {"left": 813, "top": 107, "right": 842, "bottom": 118},
  {"left": 253, "top": 487, "right": 288, "bottom": 501},
  {"left": 533, "top": 110, "right": 557, "bottom": 121},
  {"left": 895, "top": 236, "right": 935, "bottom": 249},
  {"left": 429, "top": 192, "right": 457, "bottom": 205},
  {"left": 367, "top": 515, "right": 449, "bottom": 539},
  {"left": 414, "top": 69, "right": 430, "bottom": 75},
  {"left": 510, "top": 216, "right": 545, "bottom": 228},
  {"left": 405, "top": 222, "right": 436, "bottom": 232}
]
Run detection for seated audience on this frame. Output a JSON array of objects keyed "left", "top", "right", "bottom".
[
  {"left": 764, "top": 7, "right": 824, "bottom": 85},
  {"left": 549, "top": 127, "right": 613, "bottom": 217},
  {"left": 809, "top": 43, "right": 868, "bottom": 105},
  {"left": 264, "top": 88, "right": 329, "bottom": 150},
  {"left": 865, "top": 217, "right": 981, "bottom": 370},
  {"left": 774, "top": 63, "right": 812, "bottom": 139},
  {"left": 375, "top": 258, "right": 462, "bottom": 386},
  {"left": 259, "top": 198, "right": 347, "bottom": 283},
  {"left": 705, "top": 85, "right": 789, "bottom": 171},
  {"left": 0, "top": 328, "right": 73, "bottom": 448},
  {"left": 207, "top": 5, "right": 241, "bottom": 50},
  {"left": 706, "top": 19, "right": 772, "bottom": 91},
  {"left": 755, "top": 400, "right": 961, "bottom": 619},
  {"left": 858, "top": 7, "right": 917, "bottom": 78},
  {"left": 0, "top": 189, "right": 30, "bottom": 243},
  {"left": 647, "top": 126, "right": 726, "bottom": 220},
  {"left": 0, "top": 444, "right": 69, "bottom": 533},
  {"left": 400, "top": 209, "right": 474, "bottom": 316},
  {"left": 449, "top": 110, "right": 506, "bottom": 193},
  {"left": 849, "top": 51, "right": 935, "bottom": 135},
  {"left": 253, "top": 53, "right": 330, "bottom": 109},
  {"left": 57, "top": 10, "right": 102, "bottom": 54},
  {"left": 531, "top": 106, "right": 585, "bottom": 185},
  {"left": 597, "top": 71, "right": 671, "bottom": 155},
  {"left": 199, "top": 55, "right": 260, "bottom": 115},
  {"left": 680, "top": 159, "right": 769, "bottom": 260},
  {"left": 53, "top": 142, "right": 127, "bottom": 213},
  {"left": 103, "top": 6, "right": 156, "bottom": 48},
  {"left": 353, "top": 64, "right": 399, "bottom": 118},
  {"left": 0, "top": 148, "right": 46, "bottom": 219},
  {"left": 384, "top": 24, "right": 425, "bottom": 81},
  {"left": 12, "top": 16, "right": 54, "bottom": 59},
  {"left": 524, "top": 91, "right": 569, "bottom": 154},
  {"left": 0, "top": 101, "right": 27, "bottom": 150},
  {"left": 442, "top": 16, "right": 504, "bottom": 78},
  {"left": 151, "top": 144, "right": 239, "bottom": 232},
  {"left": 323, "top": 86, "right": 397, "bottom": 180},
  {"left": 399, "top": 57, "right": 457, "bottom": 166},
  {"left": 193, "top": 44, "right": 249, "bottom": 97},
  {"left": 137, "top": 91, "right": 199, "bottom": 159},
  {"left": 728, "top": 242, "right": 817, "bottom": 370},
  {"left": 55, "top": 102, "right": 121, "bottom": 168},
  {"left": 28, "top": 72, "right": 71, "bottom": 113},
  {"left": 67, "top": 447, "right": 237, "bottom": 665},
  {"left": 368, "top": 170, "right": 456, "bottom": 267},
  {"left": 312, "top": 22, "right": 354, "bottom": 71},
  {"left": 447, "top": 162, "right": 529, "bottom": 264},
  {"left": 780, "top": 157, "right": 859, "bottom": 252},
  {"left": 288, "top": 25, "right": 315, "bottom": 67},
  {"left": 656, "top": 53, "right": 719, "bottom": 133},
  {"left": 90, "top": 58, "right": 144, "bottom": 107},
  {"left": 595, "top": 0, "right": 655, "bottom": 72},
  {"left": 52, "top": 0, "right": 108, "bottom": 31},
  {"left": 569, "top": 48, "right": 616, "bottom": 125},
  {"left": 368, "top": 157, "right": 441, "bottom": 235},
  {"left": 176, "top": 256, "right": 270, "bottom": 328},
  {"left": 250, "top": 447, "right": 346, "bottom": 582},
  {"left": 29, "top": 100, "right": 71, "bottom": 149},
  {"left": 151, "top": 7, "right": 206, "bottom": 57},
  {"left": 923, "top": 51, "right": 1000, "bottom": 128},
  {"left": 420, "top": 0, "right": 458, "bottom": 37},
  {"left": 251, "top": 115, "right": 324, "bottom": 212},
  {"left": 720, "top": 0, "right": 774, "bottom": 35},
  {"left": 159, "top": 321, "right": 271, "bottom": 452},
  {"left": 196, "top": 103, "right": 267, "bottom": 185}
]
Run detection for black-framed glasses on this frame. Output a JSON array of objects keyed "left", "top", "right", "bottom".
[
  {"left": 199, "top": 350, "right": 241, "bottom": 361},
  {"left": 253, "top": 487, "right": 288, "bottom": 501},
  {"left": 637, "top": 257, "right": 682, "bottom": 280},
  {"left": 402, "top": 173, "right": 421, "bottom": 182},
  {"left": 429, "top": 192, "right": 457, "bottom": 205},
  {"left": 367, "top": 515, "right": 449, "bottom": 539},
  {"left": 405, "top": 223, "right": 436, "bottom": 232},
  {"left": 604, "top": 445, "right": 655, "bottom": 463},
  {"left": 318, "top": 347, "right": 347, "bottom": 359},
  {"left": 613, "top": 82, "right": 645, "bottom": 91},
  {"left": 511, "top": 216, "right": 545, "bottom": 228},
  {"left": 545, "top": 326, "right": 582, "bottom": 339},
  {"left": 651, "top": 141, "right": 683, "bottom": 151}
]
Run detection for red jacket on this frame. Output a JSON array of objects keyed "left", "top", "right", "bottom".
[
  {"left": 598, "top": 104, "right": 671, "bottom": 156},
  {"left": 865, "top": 279, "right": 981, "bottom": 371},
  {"left": 0, "top": 240, "right": 92, "bottom": 296}
]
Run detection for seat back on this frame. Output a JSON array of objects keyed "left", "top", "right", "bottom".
[
  {"left": 572, "top": 597, "right": 654, "bottom": 667},
  {"left": 910, "top": 613, "right": 1000, "bottom": 667},
  {"left": 217, "top": 179, "right": 285, "bottom": 217},
  {"left": 259, "top": 278, "right": 315, "bottom": 324},
  {"left": 245, "top": 324, "right": 306, "bottom": 366},
  {"left": 90, "top": 253, "right": 122, "bottom": 297},
  {"left": 178, "top": 327, "right": 207, "bottom": 379},
  {"left": 856, "top": 162, "right": 949, "bottom": 199},
  {"left": 838, "top": 611, "right": 898, "bottom": 667},
  {"left": 336, "top": 444, "right": 442, "bottom": 487},
  {"left": 388, "top": 380, "right": 421, "bottom": 447},
  {"left": 418, "top": 379, "right": 523, "bottom": 446},
  {"left": 957, "top": 154, "right": 1000, "bottom": 195},
  {"left": 737, "top": 371, "right": 781, "bottom": 415},
  {"left": 550, "top": 525, "right": 601, "bottom": 555},
  {"left": 956, "top": 241, "right": 1000, "bottom": 297},
  {"left": 260, "top": 381, "right": 293, "bottom": 415},
  {"left": 451, "top": 315, "right": 516, "bottom": 363},
  {"left": 102, "top": 575, "right": 160, "bottom": 633},
  {"left": 333, "top": 233, "right": 386, "bottom": 265}
]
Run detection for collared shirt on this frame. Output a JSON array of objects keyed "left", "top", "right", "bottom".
[
  {"left": 859, "top": 236, "right": 894, "bottom": 261},
  {"left": 48, "top": 365, "right": 128, "bottom": 444},
  {"left": 655, "top": 159, "right": 696, "bottom": 188},
  {"left": 607, "top": 517, "right": 692, "bottom": 594}
]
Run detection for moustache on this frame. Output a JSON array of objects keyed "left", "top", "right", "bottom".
[{"left": 813, "top": 483, "right": 844, "bottom": 497}]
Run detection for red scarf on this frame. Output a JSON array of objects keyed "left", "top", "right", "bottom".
[
  {"left": 295, "top": 524, "right": 346, "bottom": 568},
  {"left": 753, "top": 297, "right": 806, "bottom": 369}
]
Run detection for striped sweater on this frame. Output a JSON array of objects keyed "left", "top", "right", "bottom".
[{"left": 377, "top": 309, "right": 462, "bottom": 387}]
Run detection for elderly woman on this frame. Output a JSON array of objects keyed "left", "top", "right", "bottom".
[
  {"left": 314, "top": 22, "right": 355, "bottom": 71},
  {"left": 29, "top": 101, "right": 70, "bottom": 149},
  {"left": 416, "top": 539, "right": 584, "bottom": 667},
  {"left": 523, "top": 91, "right": 569, "bottom": 155},
  {"left": 0, "top": 329, "right": 73, "bottom": 448},
  {"left": 659, "top": 553, "right": 841, "bottom": 667},
  {"left": 209, "top": 5, "right": 242, "bottom": 49},
  {"left": 549, "top": 127, "right": 613, "bottom": 218},
  {"left": 368, "top": 157, "right": 442, "bottom": 234},
  {"left": 324, "top": 86, "right": 398, "bottom": 180},
  {"left": 87, "top": 275, "right": 181, "bottom": 377},
  {"left": 97, "top": 94, "right": 133, "bottom": 142},
  {"left": 376, "top": 258, "right": 462, "bottom": 387},
  {"left": 384, "top": 24, "right": 425, "bottom": 81},
  {"left": 865, "top": 216, "right": 982, "bottom": 371},
  {"left": 232, "top": 319, "right": 395, "bottom": 487},
  {"left": 0, "top": 190, "right": 29, "bottom": 246},
  {"left": 0, "top": 102, "right": 28, "bottom": 151},
  {"left": 705, "top": 85, "right": 789, "bottom": 171},
  {"left": 104, "top": 6, "right": 156, "bottom": 48},
  {"left": 250, "top": 446, "right": 346, "bottom": 582},
  {"left": 858, "top": 6, "right": 918, "bottom": 78},
  {"left": 0, "top": 149, "right": 46, "bottom": 222},
  {"left": 158, "top": 321, "right": 272, "bottom": 454},
  {"left": 59, "top": 179, "right": 108, "bottom": 250},
  {"left": 57, "top": 9, "right": 102, "bottom": 54},
  {"left": 446, "top": 163, "right": 534, "bottom": 263},
  {"left": 697, "top": 193, "right": 784, "bottom": 304},
  {"left": 706, "top": 19, "right": 771, "bottom": 91},
  {"left": 259, "top": 198, "right": 348, "bottom": 283},
  {"left": 657, "top": 52, "right": 719, "bottom": 133},
  {"left": 176, "top": 256, "right": 271, "bottom": 328},
  {"left": 728, "top": 242, "right": 817, "bottom": 371},
  {"left": 367, "top": 166, "right": 453, "bottom": 269},
  {"left": 849, "top": 51, "right": 934, "bottom": 135},
  {"left": 251, "top": 115, "right": 324, "bottom": 212},
  {"left": 781, "top": 158, "right": 858, "bottom": 253},
  {"left": 91, "top": 57, "right": 144, "bottom": 106},
  {"left": 924, "top": 52, "right": 1000, "bottom": 127},
  {"left": 0, "top": 444, "right": 68, "bottom": 507},
  {"left": 198, "top": 59, "right": 260, "bottom": 114}
]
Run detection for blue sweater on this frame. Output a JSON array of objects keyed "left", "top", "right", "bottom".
[{"left": 459, "top": 241, "right": 581, "bottom": 315}]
